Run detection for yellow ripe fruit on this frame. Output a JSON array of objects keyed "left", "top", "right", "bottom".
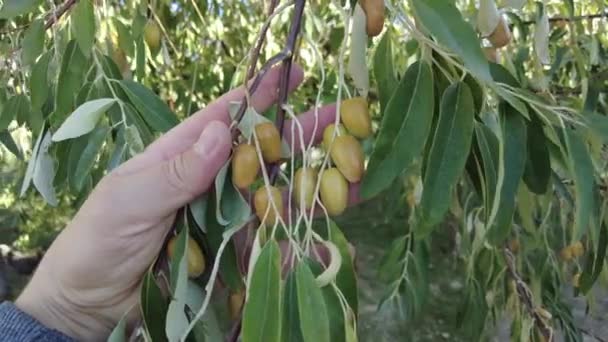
[
  {"left": 254, "top": 186, "right": 283, "bottom": 226},
  {"left": 560, "top": 246, "right": 573, "bottom": 261},
  {"left": 483, "top": 47, "right": 499, "bottom": 63},
  {"left": 228, "top": 289, "right": 245, "bottom": 320},
  {"left": 111, "top": 47, "right": 129, "bottom": 74},
  {"left": 570, "top": 241, "right": 584, "bottom": 258},
  {"left": 322, "top": 124, "right": 348, "bottom": 151},
  {"left": 330, "top": 135, "right": 365, "bottom": 183},
  {"left": 573, "top": 273, "right": 581, "bottom": 288},
  {"left": 167, "top": 236, "right": 206, "bottom": 278},
  {"left": 231, "top": 144, "right": 260, "bottom": 189},
  {"left": 320, "top": 168, "right": 349, "bottom": 216},
  {"left": 144, "top": 20, "right": 162, "bottom": 55},
  {"left": 254, "top": 122, "right": 282, "bottom": 163},
  {"left": 294, "top": 168, "right": 318, "bottom": 209},
  {"left": 340, "top": 97, "right": 372, "bottom": 139},
  {"left": 488, "top": 16, "right": 512, "bottom": 48},
  {"left": 360, "top": 0, "right": 385, "bottom": 37}
]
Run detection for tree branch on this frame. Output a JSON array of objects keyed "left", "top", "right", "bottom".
[
  {"left": 231, "top": 0, "right": 281, "bottom": 128},
  {"left": 503, "top": 248, "right": 555, "bottom": 341},
  {"left": 519, "top": 12, "right": 608, "bottom": 26},
  {"left": 269, "top": 0, "right": 306, "bottom": 184},
  {"left": 44, "top": 0, "right": 78, "bottom": 30}
]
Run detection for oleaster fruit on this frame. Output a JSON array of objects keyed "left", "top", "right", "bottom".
[
  {"left": 559, "top": 245, "right": 573, "bottom": 261},
  {"left": 294, "top": 167, "right": 318, "bottom": 209},
  {"left": 483, "top": 47, "right": 499, "bottom": 63},
  {"left": 144, "top": 20, "right": 162, "bottom": 56},
  {"left": 167, "top": 235, "right": 206, "bottom": 278},
  {"left": 254, "top": 186, "right": 283, "bottom": 226},
  {"left": 322, "top": 123, "right": 348, "bottom": 151},
  {"left": 360, "top": 0, "right": 385, "bottom": 37},
  {"left": 254, "top": 122, "right": 282, "bottom": 163},
  {"left": 228, "top": 289, "right": 245, "bottom": 320},
  {"left": 330, "top": 135, "right": 365, "bottom": 183},
  {"left": 340, "top": 97, "right": 372, "bottom": 139},
  {"left": 320, "top": 168, "right": 349, "bottom": 216},
  {"left": 570, "top": 241, "right": 584, "bottom": 257},
  {"left": 111, "top": 47, "right": 129, "bottom": 74},
  {"left": 231, "top": 144, "right": 260, "bottom": 189},
  {"left": 488, "top": 16, "right": 512, "bottom": 48}
]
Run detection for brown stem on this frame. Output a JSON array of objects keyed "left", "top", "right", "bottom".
[
  {"left": 503, "top": 248, "right": 554, "bottom": 341},
  {"left": 519, "top": 11, "right": 608, "bottom": 26},
  {"left": 269, "top": 0, "right": 306, "bottom": 184},
  {"left": 231, "top": 0, "right": 281, "bottom": 128},
  {"left": 44, "top": 0, "right": 78, "bottom": 30}
]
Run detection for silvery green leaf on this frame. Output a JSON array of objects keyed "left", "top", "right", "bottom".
[
  {"left": 20, "top": 126, "right": 45, "bottom": 196},
  {"left": 124, "top": 124, "right": 144, "bottom": 156},
  {"left": 32, "top": 131, "right": 58, "bottom": 206},
  {"left": 478, "top": 0, "right": 500, "bottom": 37},
  {"left": 52, "top": 98, "right": 116, "bottom": 142},
  {"left": 534, "top": 4, "right": 550, "bottom": 65},
  {"left": 347, "top": 4, "right": 369, "bottom": 97}
]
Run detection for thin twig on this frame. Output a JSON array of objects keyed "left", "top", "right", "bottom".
[
  {"left": 519, "top": 12, "right": 608, "bottom": 26},
  {"left": 231, "top": 0, "right": 281, "bottom": 127},
  {"left": 503, "top": 248, "right": 555, "bottom": 341},
  {"left": 269, "top": 0, "right": 306, "bottom": 184},
  {"left": 44, "top": 0, "right": 78, "bottom": 30}
]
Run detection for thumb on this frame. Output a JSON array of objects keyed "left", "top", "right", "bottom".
[{"left": 107, "top": 121, "right": 232, "bottom": 220}]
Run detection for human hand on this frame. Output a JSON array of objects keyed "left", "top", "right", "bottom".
[{"left": 15, "top": 65, "right": 351, "bottom": 341}]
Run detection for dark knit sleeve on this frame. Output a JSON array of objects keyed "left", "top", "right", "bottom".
[{"left": 0, "top": 301, "right": 77, "bottom": 342}]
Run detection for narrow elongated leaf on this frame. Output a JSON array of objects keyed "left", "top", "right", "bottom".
[
  {"left": 0, "top": 130, "right": 22, "bottom": 159},
  {"left": 120, "top": 80, "right": 179, "bottom": 132},
  {"left": 166, "top": 224, "right": 190, "bottom": 341},
  {"left": 72, "top": 125, "right": 110, "bottom": 192},
  {"left": 328, "top": 221, "right": 358, "bottom": 313},
  {"left": 205, "top": 197, "right": 243, "bottom": 291},
  {"left": 21, "top": 19, "right": 45, "bottom": 66},
  {"left": 579, "top": 225, "right": 607, "bottom": 294},
  {"left": 296, "top": 262, "right": 330, "bottom": 342},
  {"left": 411, "top": 0, "right": 491, "bottom": 82},
  {"left": 71, "top": 0, "right": 96, "bottom": 56},
  {"left": 52, "top": 98, "right": 116, "bottom": 141},
  {"left": 20, "top": 127, "right": 45, "bottom": 196},
  {"left": 33, "top": 131, "right": 58, "bottom": 206},
  {"left": 417, "top": 82, "right": 475, "bottom": 237},
  {"left": 140, "top": 269, "right": 168, "bottom": 342},
  {"left": 242, "top": 241, "right": 282, "bottom": 342},
  {"left": 0, "top": 95, "right": 30, "bottom": 131},
  {"left": 564, "top": 128, "right": 596, "bottom": 241},
  {"left": 30, "top": 52, "right": 51, "bottom": 110},
  {"left": 0, "top": 0, "right": 41, "bottom": 19},
  {"left": 361, "top": 61, "right": 434, "bottom": 199},
  {"left": 523, "top": 115, "right": 551, "bottom": 194},
  {"left": 114, "top": 19, "right": 134, "bottom": 56},
  {"left": 55, "top": 40, "right": 89, "bottom": 120},
  {"left": 347, "top": 4, "right": 369, "bottom": 96},
  {"left": 107, "top": 315, "right": 128, "bottom": 342},
  {"left": 373, "top": 31, "right": 397, "bottom": 113},
  {"left": 487, "top": 105, "right": 527, "bottom": 245},
  {"left": 282, "top": 271, "right": 304, "bottom": 342},
  {"left": 473, "top": 123, "right": 500, "bottom": 221}
]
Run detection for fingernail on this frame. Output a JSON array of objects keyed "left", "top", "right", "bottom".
[{"left": 194, "top": 121, "right": 230, "bottom": 157}]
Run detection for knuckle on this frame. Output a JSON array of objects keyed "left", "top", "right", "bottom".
[{"left": 163, "top": 154, "right": 194, "bottom": 197}]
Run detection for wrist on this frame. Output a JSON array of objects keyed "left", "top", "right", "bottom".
[{"left": 15, "top": 271, "right": 113, "bottom": 341}]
